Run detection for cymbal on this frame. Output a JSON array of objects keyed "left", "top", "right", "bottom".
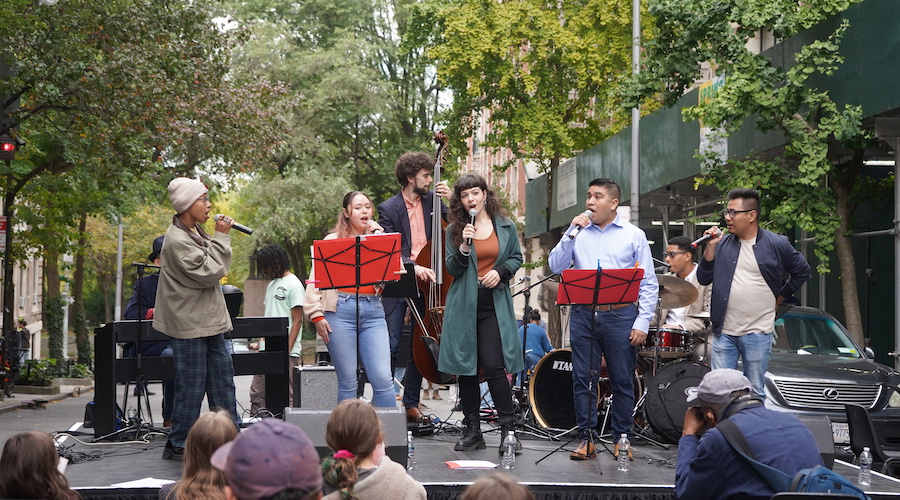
[
  {"left": 657, "top": 275, "right": 699, "bottom": 309},
  {"left": 688, "top": 311, "right": 711, "bottom": 319}
]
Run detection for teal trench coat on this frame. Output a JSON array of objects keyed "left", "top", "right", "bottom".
[{"left": 438, "top": 215, "right": 524, "bottom": 376}]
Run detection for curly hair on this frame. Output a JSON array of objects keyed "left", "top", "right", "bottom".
[
  {"left": 169, "top": 411, "right": 238, "bottom": 500},
  {"left": 0, "top": 431, "right": 80, "bottom": 500},
  {"left": 447, "top": 173, "right": 505, "bottom": 247},
  {"left": 321, "top": 400, "right": 384, "bottom": 499},
  {"left": 394, "top": 152, "right": 434, "bottom": 187},
  {"left": 256, "top": 244, "right": 292, "bottom": 280}
]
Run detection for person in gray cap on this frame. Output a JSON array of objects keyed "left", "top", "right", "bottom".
[
  {"left": 675, "top": 369, "right": 823, "bottom": 500},
  {"left": 211, "top": 419, "right": 322, "bottom": 500},
  {"left": 154, "top": 177, "right": 239, "bottom": 461}
]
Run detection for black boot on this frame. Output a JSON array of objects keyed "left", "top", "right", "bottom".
[
  {"left": 455, "top": 413, "right": 486, "bottom": 451},
  {"left": 498, "top": 424, "right": 523, "bottom": 455}
]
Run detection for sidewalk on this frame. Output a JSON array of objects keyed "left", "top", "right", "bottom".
[{"left": 0, "top": 382, "right": 96, "bottom": 415}]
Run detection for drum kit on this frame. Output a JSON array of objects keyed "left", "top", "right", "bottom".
[{"left": 526, "top": 273, "right": 712, "bottom": 445}]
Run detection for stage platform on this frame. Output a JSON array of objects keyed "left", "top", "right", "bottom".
[{"left": 3, "top": 377, "right": 900, "bottom": 499}]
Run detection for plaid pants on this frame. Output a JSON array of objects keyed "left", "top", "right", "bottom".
[{"left": 168, "top": 334, "right": 239, "bottom": 446}]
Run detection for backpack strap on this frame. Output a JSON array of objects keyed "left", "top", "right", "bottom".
[{"left": 717, "top": 419, "right": 793, "bottom": 492}]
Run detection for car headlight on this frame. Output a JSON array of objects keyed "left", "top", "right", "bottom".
[{"left": 890, "top": 389, "right": 900, "bottom": 408}]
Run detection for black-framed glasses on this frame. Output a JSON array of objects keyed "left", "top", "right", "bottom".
[
  {"left": 662, "top": 251, "right": 689, "bottom": 258},
  {"left": 721, "top": 208, "right": 753, "bottom": 219}
]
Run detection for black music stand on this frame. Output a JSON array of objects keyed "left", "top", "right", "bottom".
[
  {"left": 535, "top": 268, "right": 643, "bottom": 468},
  {"left": 310, "top": 233, "right": 402, "bottom": 404}
]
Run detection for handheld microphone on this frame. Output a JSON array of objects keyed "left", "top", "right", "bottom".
[
  {"left": 466, "top": 208, "right": 478, "bottom": 247},
  {"left": 367, "top": 220, "right": 383, "bottom": 234},
  {"left": 691, "top": 228, "right": 724, "bottom": 248},
  {"left": 214, "top": 215, "right": 254, "bottom": 235},
  {"left": 568, "top": 210, "right": 594, "bottom": 239}
]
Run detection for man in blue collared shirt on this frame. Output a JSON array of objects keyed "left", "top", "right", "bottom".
[
  {"left": 696, "top": 188, "right": 810, "bottom": 398},
  {"left": 549, "top": 178, "right": 659, "bottom": 460}
]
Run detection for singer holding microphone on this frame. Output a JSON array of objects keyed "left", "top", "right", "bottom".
[
  {"left": 154, "top": 177, "right": 240, "bottom": 460},
  {"left": 439, "top": 173, "right": 524, "bottom": 454},
  {"left": 696, "top": 188, "right": 810, "bottom": 398},
  {"left": 548, "top": 177, "right": 658, "bottom": 460},
  {"left": 305, "top": 191, "right": 397, "bottom": 408}
]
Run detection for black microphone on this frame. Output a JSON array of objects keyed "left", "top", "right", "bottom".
[
  {"left": 466, "top": 208, "right": 477, "bottom": 247},
  {"left": 568, "top": 210, "right": 594, "bottom": 239},
  {"left": 214, "top": 215, "right": 254, "bottom": 235},
  {"left": 690, "top": 233, "right": 712, "bottom": 248}
]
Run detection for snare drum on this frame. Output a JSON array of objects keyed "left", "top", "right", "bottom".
[{"left": 640, "top": 327, "right": 692, "bottom": 358}]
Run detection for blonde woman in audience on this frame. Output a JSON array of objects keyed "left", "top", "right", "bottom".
[
  {"left": 159, "top": 410, "right": 239, "bottom": 500},
  {"left": 0, "top": 430, "right": 80, "bottom": 500},
  {"left": 321, "top": 399, "right": 425, "bottom": 500}
]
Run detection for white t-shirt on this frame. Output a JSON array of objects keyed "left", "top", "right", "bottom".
[{"left": 722, "top": 238, "right": 775, "bottom": 336}]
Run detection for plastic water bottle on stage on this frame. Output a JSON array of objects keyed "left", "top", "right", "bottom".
[
  {"left": 501, "top": 431, "right": 517, "bottom": 469},
  {"left": 858, "top": 446, "right": 872, "bottom": 485},
  {"left": 617, "top": 434, "right": 630, "bottom": 472},
  {"left": 407, "top": 430, "right": 416, "bottom": 471}
]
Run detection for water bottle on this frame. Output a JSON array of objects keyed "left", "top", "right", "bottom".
[
  {"left": 501, "top": 431, "right": 516, "bottom": 469},
  {"left": 617, "top": 433, "right": 630, "bottom": 471},
  {"left": 406, "top": 431, "right": 416, "bottom": 471},
  {"left": 858, "top": 446, "right": 872, "bottom": 486}
]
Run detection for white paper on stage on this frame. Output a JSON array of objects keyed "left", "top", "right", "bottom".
[
  {"left": 445, "top": 460, "right": 497, "bottom": 470},
  {"left": 110, "top": 477, "right": 177, "bottom": 488}
]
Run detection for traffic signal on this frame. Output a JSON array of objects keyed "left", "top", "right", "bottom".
[{"left": 0, "top": 134, "right": 21, "bottom": 160}]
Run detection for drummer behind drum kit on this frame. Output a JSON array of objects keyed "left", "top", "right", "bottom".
[{"left": 527, "top": 274, "right": 712, "bottom": 445}]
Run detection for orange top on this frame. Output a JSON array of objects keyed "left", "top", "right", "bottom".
[
  {"left": 474, "top": 231, "right": 499, "bottom": 279},
  {"left": 337, "top": 285, "right": 378, "bottom": 295}
]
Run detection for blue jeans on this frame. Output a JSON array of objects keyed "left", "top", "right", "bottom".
[
  {"left": 711, "top": 332, "right": 772, "bottom": 398},
  {"left": 570, "top": 305, "right": 637, "bottom": 440},
  {"left": 325, "top": 294, "right": 397, "bottom": 408}
]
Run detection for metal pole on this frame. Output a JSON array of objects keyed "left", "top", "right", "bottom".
[
  {"left": 894, "top": 140, "right": 900, "bottom": 370},
  {"left": 630, "top": 0, "right": 640, "bottom": 226},
  {"left": 114, "top": 221, "right": 123, "bottom": 321}
]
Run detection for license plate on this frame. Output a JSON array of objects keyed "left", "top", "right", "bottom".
[{"left": 832, "top": 422, "right": 850, "bottom": 444}]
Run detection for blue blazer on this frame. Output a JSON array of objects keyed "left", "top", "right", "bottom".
[{"left": 377, "top": 191, "right": 448, "bottom": 314}]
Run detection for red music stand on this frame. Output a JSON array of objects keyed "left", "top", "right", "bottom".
[
  {"left": 311, "top": 233, "right": 403, "bottom": 290},
  {"left": 556, "top": 268, "right": 644, "bottom": 306}
]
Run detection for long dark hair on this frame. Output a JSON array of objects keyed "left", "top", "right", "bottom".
[
  {"left": 0, "top": 431, "right": 80, "bottom": 500},
  {"left": 448, "top": 173, "right": 505, "bottom": 246}
]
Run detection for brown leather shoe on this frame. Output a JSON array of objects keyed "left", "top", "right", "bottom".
[
  {"left": 406, "top": 407, "right": 433, "bottom": 424},
  {"left": 570, "top": 440, "right": 597, "bottom": 460}
]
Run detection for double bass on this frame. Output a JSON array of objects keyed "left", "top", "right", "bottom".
[{"left": 408, "top": 132, "right": 454, "bottom": 384}]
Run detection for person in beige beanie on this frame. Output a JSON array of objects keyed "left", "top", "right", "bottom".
[{"left": 153, "top": 177, "right": 240, "bottom": 461}]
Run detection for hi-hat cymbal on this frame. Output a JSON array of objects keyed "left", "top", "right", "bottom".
[
  {"left": 688, "top": 311, "right": 711, "bottom": 319},
  {"left": 657, "top": 275, "right": 699, "bottom": 309}
]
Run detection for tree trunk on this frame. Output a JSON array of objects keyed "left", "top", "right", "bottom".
[
  {"left": 73, "top": 212, "right": 91, "bottom": 365},
  {"left": 831, "top": 178, "right": 864, "bottom": 346}
]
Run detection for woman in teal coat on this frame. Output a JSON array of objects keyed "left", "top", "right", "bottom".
[{"left": 439, "top": 173, "right": 524, "bottom": 454}]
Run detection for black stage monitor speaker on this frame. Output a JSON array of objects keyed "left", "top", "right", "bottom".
[
  {"left": 283, "top": 407, "right": 407, "bottom": 468},
  {"left": 797, "top": 414, "right": 836, "bottom": 469},
  {"left": 293, "top": 365, "right": 339, "bottom": 409}
]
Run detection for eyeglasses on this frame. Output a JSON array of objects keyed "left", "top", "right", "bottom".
[
  {"left": 199, "top": 195, "right": 211, "bottom": 202},
  {"left": 721, "top": 208, "right": 753, "bottom": 219},
  {"left": 662, "top": 251, "right": 689, "bottom": 258}
]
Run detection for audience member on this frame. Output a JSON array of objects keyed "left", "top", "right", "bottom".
[
  {"left": 675, "top": 369, "right": 823, "bottom": 500},
  {"left": 460, "top": 473, "right": 534, "bottom": 500},
  {"left": 0, "top": 430, "right": 80, "bottom": 499},
  {"left": 159, "top": 410, "right": 238, "bottom": 500},
  {"left": 212, "top": 419, "right": 322, "bottom": 500},
  {"left": 321, "top": 399, "right": 426, "bottom": 500}
]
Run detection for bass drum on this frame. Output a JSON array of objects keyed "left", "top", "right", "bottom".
[
  {"left": 644, "top": 361, "right": 710, "bottom": 443},
  {"left": 529, "top": 349, "right": 642, "bottom": 430}
]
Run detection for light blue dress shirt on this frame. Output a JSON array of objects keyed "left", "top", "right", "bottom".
[{"left": 548, "top": 214, "right": 659, "bottom": 333}]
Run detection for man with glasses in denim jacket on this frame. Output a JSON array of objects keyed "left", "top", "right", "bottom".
[{"left": 696, "top": 188, "right": 810, "bottom": 398}]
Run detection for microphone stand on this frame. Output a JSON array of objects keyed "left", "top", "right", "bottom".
[{"left": 511, "top": 274, "right": 557, "bottom": 437}]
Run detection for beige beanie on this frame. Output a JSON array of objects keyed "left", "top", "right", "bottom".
[{"left": 168, "top": 177, "right": 208, "bottom": 214}]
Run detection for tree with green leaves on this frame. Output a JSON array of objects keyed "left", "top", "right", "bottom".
[
  {"left": 0, "top": 0, "right": 296, "bottom": 351},
  {"left": 623, "top": 0, "right": 875, "bottom": 344},
  {"left": 429, "top": 0, "right": 637, "bottom": 184}
]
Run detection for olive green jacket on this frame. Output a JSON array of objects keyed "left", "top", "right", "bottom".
[{"left": 438, "top": 215, "right": 524, "bottom": 376}]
